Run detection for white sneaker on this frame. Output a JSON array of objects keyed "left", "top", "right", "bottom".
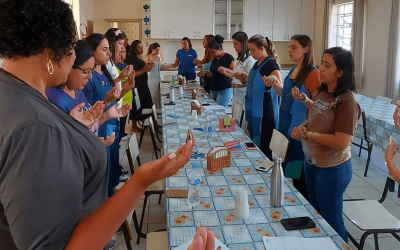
[{"left": 121, "top": 135, "right": 131, "bottom": 140}]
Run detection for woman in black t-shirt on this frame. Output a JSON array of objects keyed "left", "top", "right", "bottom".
[
  {"left": 126, "top": 40, "right": 153, "bottom": 132},
  {"left": 205, "top": 35, "right": 235, "bottom": 107}
]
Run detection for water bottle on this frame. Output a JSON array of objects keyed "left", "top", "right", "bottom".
[
  {"left": 270, "top": 157, "right": 284, "bottom": 207},
  {"left": 187, "top": 163, "right": 201, "bottom": 208},
  {"left": 203, "top": 118, "right": 212, "bottom": 138}
]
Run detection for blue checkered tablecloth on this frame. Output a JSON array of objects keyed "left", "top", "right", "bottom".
[
  {"left": 162, "top": 82, "right": 351, "bottom": 250},
  {"left": 355, "top": 94, "right": 399, "bottom": 152}
]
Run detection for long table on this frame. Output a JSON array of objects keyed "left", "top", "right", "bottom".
[{"left": 162, "top": 82, "right": 351, "bottom": 250}]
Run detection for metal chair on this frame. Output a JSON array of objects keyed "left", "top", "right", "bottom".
[
  {"left": 232, "top": 102, "right": 245, "bottom": 128},
  {"left": 351, "top": 110, "right": 373, "bottom": 176},
  {"left": 138, "top": 116, "right": 161, "bottom": 159},
  {"left": 376, "top": 95, "right": 392, "bottom": 104},
  {"left": 126, "top": 135, "right": 164, "bottom": 244}
]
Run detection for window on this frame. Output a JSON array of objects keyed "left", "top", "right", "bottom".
[{"left": 334, "top": 2, "right": 354, "bottom": 51}]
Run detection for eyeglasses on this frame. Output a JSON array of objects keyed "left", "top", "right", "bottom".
[{"left": 78, "top": 67, "right": 95, "bottom": 78}]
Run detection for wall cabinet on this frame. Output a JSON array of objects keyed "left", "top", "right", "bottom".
[
  {"left": 243, "top": 0, "right": 273, "bottom": 38},
  {"left": 151, "top": 0, "right": 213, "bottom": 39},
  {"left": 272, "top": 0, "right": 301, "bottom": 41},
  {"left": 214, "top": 0, "right": 244, "bottom": 40}
]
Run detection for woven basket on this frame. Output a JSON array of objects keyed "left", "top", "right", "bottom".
[
  {"left": 207, "top": 146, "right": 231, "bottom": 171},
  {"left": 191, "top": 101, "right": 202, "bottom": 115}
]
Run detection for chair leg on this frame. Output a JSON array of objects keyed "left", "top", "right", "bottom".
[
  {"left": 391, "top": 232, "right": 400, "bottom": 242},
  {"left": 158, "top": 193, "right": 162, "bottom": 204},
  {"left": 132, "top": 210, "right": 146, "bottom": 240},
  {"left": 137, "top": 155, "right": 142, "bottom": 167},
  {"left": 126, "top": 148, "right": 135, "bottom": 175},
  {"left": 348, "top": 231, "right": 359, "bottom": 249},
  {"left": 122, "top": 220, "right": 133, "bottom": 250},
  {"left": 364, "top": 143, "right": 372, "bottom": 177},
  {"left": 359, "top": 232, "right": 373, "bottom": 250},
  {"left": 138, "top": 127, "right": 146, "bottom": 148},
  {"left": 359, "top": 139, "right": 363, "bottom": 156},
  {"left": 374, "top": 233, "right": 379, "bottom": 250},
  {"left": 398, "top": 183, "right": 400, "bottom": 198},
  {"left": 137, "top": 193, "right": 149, "bottom": 244}
]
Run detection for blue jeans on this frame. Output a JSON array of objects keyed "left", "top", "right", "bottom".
[
  {"left": 210, "top": 88, "right": 233, "bottom": 108},
  {"left": 304, "top": 159, "right": 352, "bottom": 242}
]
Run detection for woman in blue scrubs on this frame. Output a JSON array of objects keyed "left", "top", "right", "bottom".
[
  {"left": 83, "top": 33, "right": 122, "bottom": 197},
  {"left": 173, "top": 37, "right": 199, "bottom": 80}
]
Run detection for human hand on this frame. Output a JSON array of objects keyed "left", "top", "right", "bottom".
[
  {"left": 122, "top": 74, "right": 135, "bottom": 91},
  {"left": 233, "top": 72, "right": 247, "bottom": 82},
  {"left": 393, "top": 102, "right": 400, "bottom": 129},
  {"left": 217, "top": 66, "right": 226, "bottom": 74},
  {"left": 99, "top": 132, "right": 115, "bottom": 147},
  {"left": 197, "top": 71, "right": 205, "bottom": 77},
  {"left": 119, "top": 65, "right": 134, "bottom": 79},
  {"left": 70, "top": 101, "right": 104, "bottom": 128},
  {"left": 204, "top": 71, "right": 212, "bottom": 78},
  {"left": 188, "top": 226, "right": 220, "bottom": 250},
  {"left": 386, "top": 136, "right": 397, "bottom": 163},
  {"left": 193, "top": 58, "right": 200, "bottom": 66},
  {"left": 135, "top": 139, "right": 195, "bottom": 188},
  {"left": 197, "top": 62, "right": 203, "bottom": 69},
  {"left": 291, "top": 87, "right": 307, "bottom": 101},
  {"left": 291, "top": 125, "right": 308, "bottom": 139},
  {"left": 104, "top": 87, "right": 121, "bottom": 105},
  {"left": 106, "top": 103, "right": 132, "bottom": 120},
  {"left": 262, "top": 75, "right": 278, "bottom": 88}
]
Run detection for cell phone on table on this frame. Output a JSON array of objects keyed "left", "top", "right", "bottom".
[
  {"left": 280, "top": 217, "right": 316, "bottom": 231},
  {"left": 244, "top": 142, "right": 257, "bottom": 150}
]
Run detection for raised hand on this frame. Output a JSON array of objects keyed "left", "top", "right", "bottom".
[
  {"left": 70, "top": 101, "right": 105, "bottom": 128},
  {"left": 135, "top": 139, "right": 194, "bottom": 188},
  {"left": 291, "top": 86, "right": 307, "bottom": 101},
  {"left": 262, "top": 75, "right": 278, "bottom": 88},
  {"left": 104, "top": 87, "right": 120, "bottom": 105},
  {"left": 119, "top": 65, "right": 134, "bottom": 79},
  {"left": 106, "top": 103, "right": 132, "bottom": 119},
  {"left": 99, "top": 132, "right": 115, "bottom": 147},
  {"left": 122, "top": 74, "right": 135, "bottom": 91},
  {"left": 188, "top": 226, "right": 220, "bottom": 250}
]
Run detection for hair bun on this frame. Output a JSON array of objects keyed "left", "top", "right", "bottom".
[{"left": 214, "top": 35, "right": 224, "bottom": 45}]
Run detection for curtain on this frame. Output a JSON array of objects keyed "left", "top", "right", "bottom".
[
  {"left": 351, "top": 0, "right": 367, "bottom": 89},
  {"left": 385, "top": 0, "right": 400, "bottom": 100},
  {"left": 322, "top": 0, "right": 333, "bottom": 54}
]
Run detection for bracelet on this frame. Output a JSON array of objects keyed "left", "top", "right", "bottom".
[
  {"left": 300, "top": 95, "right": 309, "bottom": 103},
  {"left": 307, "top": 131, "right": 314, "bottom": 141}
]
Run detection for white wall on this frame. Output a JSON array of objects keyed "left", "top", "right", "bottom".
[{"left": 80, "top": 0, "right": 94, "bottom": 32}]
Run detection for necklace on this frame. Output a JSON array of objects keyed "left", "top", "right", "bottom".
[{"left": 0, "top": 68, "right": 48, "bottom": 100}]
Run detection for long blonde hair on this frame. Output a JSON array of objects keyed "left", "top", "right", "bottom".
[{"left": 248, "top": 34, "right": 280, "bottom": 68}]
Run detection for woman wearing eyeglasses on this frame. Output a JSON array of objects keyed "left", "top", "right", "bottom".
[{"left": 46, "top": 40, "right": 132, "bottom": 144}]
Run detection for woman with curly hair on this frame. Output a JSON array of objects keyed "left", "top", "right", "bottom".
[{"left": 0, "top": 1, "right": 193, "bottom": 249}]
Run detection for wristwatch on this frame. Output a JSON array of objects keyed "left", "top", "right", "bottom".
[
  {"left": 307, "top": 131, "right": 314, "bottom": 141},
  {"left": 300, "top": 95, "right": 309, "bottom": 103}
]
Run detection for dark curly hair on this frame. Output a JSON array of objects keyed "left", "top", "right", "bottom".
[{"left": 0, "top": 0, "right": 77, "bottom": 64}]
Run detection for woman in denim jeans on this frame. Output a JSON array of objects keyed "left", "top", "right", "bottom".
[
  {"left": 205, "top": 35, "right": 235, "bottom": 107},
  {"left": 291, "top": 47, "right": 360, "bottom": 242}
]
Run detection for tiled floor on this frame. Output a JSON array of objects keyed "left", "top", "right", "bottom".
[{"left": 113, "top": 121, "right": 400, "bottom": 249}]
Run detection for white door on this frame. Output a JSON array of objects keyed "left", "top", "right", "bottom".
[
  {"left": 286, "top": 0, "right": 301, "bottom": 40},
  {"left": 181, "top": 0, "right": 197, "bottom": 39},
  {"left": 151, "top": 0, "right": 167, "bottom": 38},
  {"left": 197, "top": 0, "right": 214, "bottom": 38},
  {"left": 272, "top": 0, "right": 287, "bottom": 41},
  {"left": 258, "top": 0, "right": 274, "bottom": 39},
  {"left": 300, "top": 0, "right": 315, "bottom": 40},
  {"left": 166, "top": 0, "right": 182, "bottom": 38},
  {"left": 243, "top": 0, "right": 259, "bottom": 38}
]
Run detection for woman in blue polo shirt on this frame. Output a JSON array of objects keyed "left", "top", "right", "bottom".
[{"left": 173, "top": 37, "right": 199, "bottom": 80}]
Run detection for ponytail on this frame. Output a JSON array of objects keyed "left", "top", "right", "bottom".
[{"left": 265, "top": 37, "right": 280, "bottom": 68}]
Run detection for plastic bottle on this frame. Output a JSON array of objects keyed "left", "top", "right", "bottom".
[
  {"left": 270, "top": 157, "right": 284, "bottom": 207},
  {"left": 187, "top": 163, "right": 201, "bottom": 208},
  {"left": 203, "top": 118, "right": 212, "bottom": 138}
]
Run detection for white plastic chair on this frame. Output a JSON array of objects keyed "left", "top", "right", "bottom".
[
  {"left": 376, "top": 95, "right": 392, "bottom": 104},
  {"left": 232, "top": 102, "right": 245, "bottom": 128},
  {"left": 343, "top": 153, "right": 400, "bottom": 250}
]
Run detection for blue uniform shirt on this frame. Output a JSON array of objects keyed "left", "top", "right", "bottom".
[{"left": 176, "top": 48, "right": 198, "bottom": 74}]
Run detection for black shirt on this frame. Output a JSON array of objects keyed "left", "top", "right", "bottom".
[
  {"left": 0, "top": 71, "right": 108, "bottom": 250},
  {"left": 209, "top": 53, "right": 235, "bottom": 91},
  {"left": 253, "top": 56, "right": 280, "bottom": 78}
]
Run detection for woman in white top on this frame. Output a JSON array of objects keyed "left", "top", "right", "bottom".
[
  {"left": 146, "top": 43, "right": 174, "bottom": 108},
  {"left": 219, "top": 32, "right": 255, "bottom": 116}
]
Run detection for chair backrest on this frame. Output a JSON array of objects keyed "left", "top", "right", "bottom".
[
  {"left": 148, "top": 116, "right": 157, "bottom": 140},
  {"left": 134, "top": 88, "right": 141, "bottom": 110},
  {"left": 378, "top": 153, "right": 400, "bottom": 203},
  {"left": 232, "top": 102, "right": 244, "bottom": 127},
  {"left": 128, "top": 133, "right": 140, "bottom": 162},
  {"left": 376, "top": 95, "right": 392, "bottom": 104},
  {"left": 150, "top": 104, "right": 159, "bottom": 127},
  {"left": 269, "top": 129, "right": 290, "bottom": 160},
  {"left": 358, "top": 110, "right": 370, "bottom": 142}
]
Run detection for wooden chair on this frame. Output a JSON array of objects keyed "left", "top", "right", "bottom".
[
  {"left": 146, "top": 231, "right": 168, "bottom": 250},
  {"left": 351, "top": 110, "right": 373, "bottom": 176},
  {"left": 343, "top": 154, "right": 400, "bottom": 250}
]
